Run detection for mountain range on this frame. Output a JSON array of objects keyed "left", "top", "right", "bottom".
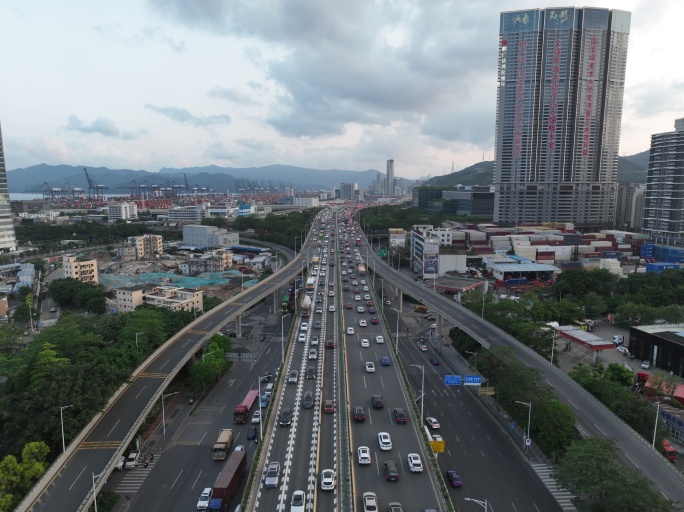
[{"left": 422, "top": 150, "right": 649, "bottom": 187}]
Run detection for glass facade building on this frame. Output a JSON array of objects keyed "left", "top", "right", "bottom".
[
  {"left": 494, "top": 8, "right": 631, "bottom": 229},
  {"left": 0, "top": 123, "right": 17, "bottom": 252}
]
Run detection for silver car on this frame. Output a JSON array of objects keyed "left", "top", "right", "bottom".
[{"left": 264, "top": 461, "right": 280, "bottom": 488}]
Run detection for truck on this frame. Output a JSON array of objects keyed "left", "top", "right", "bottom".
[
  {"left": 301, "top": 295, "right": 312, "bottom": 317},
  {"left": 212, "top": 429, "right": 234, "bottom": 461},
  {"left": 663, "top": 440, "right": 677, "bottom": 462},
  {"left": 234, "top": 389, "right": 259, "bottom": 424},
  {"left": 414, "top": 305, "right": 429, "bottom": 313},
  {"left": 355, "top": 237, "right": 361, "bottom": 246},
  {"left": 207, "top": 498, "right": 225, "bottom": 511},
  {"left": 213, "top": 450, "right": 247, "bottom": 502},
  {"left": 358, "top": 264, "right": 366, "bottom": 276}
]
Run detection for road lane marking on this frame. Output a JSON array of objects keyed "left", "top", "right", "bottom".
[{"left": 106, "top": 420, "right": 120, "bottom": 437}]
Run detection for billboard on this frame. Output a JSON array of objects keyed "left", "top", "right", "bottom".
[{"left": 423, "top": 241, "right": 439, "bottom": 276}]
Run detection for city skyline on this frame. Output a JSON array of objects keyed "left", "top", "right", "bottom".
[{"left": 0, "top": 1, "right": 682, "bottom": 180}]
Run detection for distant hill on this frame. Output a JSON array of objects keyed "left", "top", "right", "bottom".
[
  {"left": 7, "top": 163, "right": 382, "bottom": 194},
  {"left": 422, "top": 152, "right": 649, "bottom": 187}
]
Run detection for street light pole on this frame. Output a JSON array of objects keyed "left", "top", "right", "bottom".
[
  {"left": 92, "top": 468, "right": 106, "bottom": 512},
  {"left": 481, "top": 280, "right": 486, "bottom": 318},
  {"left": 295, "top": 237, "right": 299, "bottom": 257},
  {"left": 653, "top": 400, "right": 661, "bottom": 447},
  {"left": 395, "top": 309, "right": 400, "bottom": 356},
  {"left": 281, "top": 314, "right": 291, "bottom": 364},
  {"left": 515, "top": 400, "right": 532, "bottom": 453},
  {"left": 550, "top": 331, "right": 555, "bottom": 364},
  {"left": 60, "top": 404, "right": 73, "bottom": 454},
  {"left": 162, "top": 391, "right": 179, "bottom": 448},
  {"left": 464, "top": 497, "right": 489, "bottom": 511},
  {"left": 258, "top": 379, "right": 263, "bottom": 440},
  {"left": 379, "top": 279, "right": 384, "bottom": 310},
  {"left": 411, "top": 364, "right": 425, "bottom": 426},
  {"left": 135, "top": 332, "right": 144, "bottom": 353}
]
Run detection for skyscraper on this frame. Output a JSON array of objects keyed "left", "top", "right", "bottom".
[
  {"left": 642, "top": 119, "right": 684, "bottom": 246},
  {"left": 386, "top": 159, "right": 395, "bottom": 195},
  {"left": 0, "top": 123, "right": 17, "bottom": 252},
  {"left": 494, "top": 8, "right": 631, "bottom": 229}
]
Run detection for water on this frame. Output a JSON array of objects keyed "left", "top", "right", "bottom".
[{"left": 98, "top": 270, "right": 259, "bottom": 289}]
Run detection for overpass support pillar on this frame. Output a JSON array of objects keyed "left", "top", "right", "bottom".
[
  {"left": 236, "top": 315, "right": 242, "bottom": 338},
  {"left": 272, "top": 292, "right": 278, "bottom": 315}
]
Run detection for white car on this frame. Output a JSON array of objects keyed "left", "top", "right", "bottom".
[
  {"left": 197, "top": 487, "right": 213, "bottom": 509},
  {"left": 290, "top": 490, "right": 305, "bottom": 512},
  {"left": 355, "top": 295, "right": 362, "bottom": 301},
  {"left": 407, "top": 453, "right": 423, "bottom": 473},
  {"left": 364, "top": 294, "right": 371, "bottom": 300},
  {"left": 357, "top": 306, "right": 365, "bottom": 313},
  {"left": 431, "top": 434, "right": 444, "bottom": 443},
  {"left": 363, "top": 492, "right": 378, "bottom": 512},
  {"left": 352, "top": 280, "right": 359, "bottom": 285},
  {"left": 378, "top": 432, "right": 392, "bottom": 450},
  {"left": 360, "top": 279, "right": 366, "bottom": 285},
  {"left": 359, "top": 319, "right": 367, "bottom": 327},
  {"left": 347, "top": 326, "right": 355, "bottom": 335},
  {"left": 320, "top": 468, "right": 336, "bottom": 491},
  {"left": 365, "top": 362, "right": 376, "bottom": 373},
  {"left": 309, "top": 349, "right": 318, "bottom": 360},
  {"left": 426, "top": 417, "right": 440, "bottom": 429},
  {"left": 617, "top": 345, "right": 628, "bottom": 354},
  {"left": 329, "top": 290, "right": 334, "bottom": 296},
  {"left": 358, "top": 446, "right": 372, "bottom": 465},
  {"left": 298, "top": 333, "right": 307, "bottom": 343},
  {"left": 376, "top": 335, "right": 384, "bottom": 344},
  {"left": 252, "top": 410, "right": 261, "bottom": 424},
  {"left": 329, "top": 304, "right": 336, "bottom": 312},
  {"left": 311, "top": 336, "right": 319, "bottom": 345},
  {"left": 641, "top": 360, "right": 651, "bottom": 369},
  {"left": 363, "top": 286, "right": 369, "bottom": 292},
  {"left": 300, "top": 323, "right": 308, "bottom": 331},
  {"left": 361, "top": 338, "right": 369, "bottom": 347},
  {"left": 342, "top": 270, "right": 347, "bottom": 275}
]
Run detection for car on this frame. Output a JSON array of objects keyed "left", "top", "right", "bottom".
[
  {"left": 363, "top": 492, "right": 378, "bottom": 512},
  {"left": 354, "top": 405, "right": 367, "bottom": 422},
  {"left": 288, "top": 370, "right": 298, "bottom": 384},
  {"left": 380, "top": 356, "right": 391, "bottom": 366},
  {"left": 347, "top": 327, "right": 355, "bottom": 335},
  {"left": 311, "top": 336, "right": 319, "bottom": 345},
  {"left": 234, "top": 445, "right": 245, "bottom": 451},
  {"left": 298, "top": 333, "right": 307, "bottom": 343},
  {"left": 342, "top": 270, "right": 347, "bottom": 275},
  {"left": 641, "top": 360, "right": 652, "bottom": 369},
  {"left": 306, "top": 366, "right": 316, "bottom": 379},
  {"left": 357, "top": 446, "right": 371, "bottom": 464},
  {"left": 360, "top": 279, "right": 366, "bottom": 284},
  {"left": 363, "top": 286, "right": 369, "bottom": 292},
  {"left": 364, "top": 294, "right": 371, "bottom": 300},
  {"left": 279, "top": 408, "right": 293, "bottom": 426},
  {"left": 384, "top": 460, "right": 400, "bottom": 481},
  {"left": 324, "top": 399, "right": 335, "bottom": 413},
  {"left": 429, "top": 358, "right": 440, "bottom": 365},
  {"left": 361, "top": 338, "right": 370, "bottom": 347},
  {"left": 197, "top": 487, "right": 213, "bottom": 509},
  {"left": 357, "top": 306, "right": 365, "bottom": 313},
  {"left": 315, "top": 297, "right": 323, "bottom": 303},
  {"left": 387, "top": 503, "right": 403, "bottom": 512},
  {"left": 124, "top": 451, "right": 139, "bottom": 469},
  {"left": 431, "top": 434, "right": 444, "bottom": 442},
  {"left": 328, "top": 290, "right": 334, "bottom": 297},
  {"left": 50, "top": 307, "right": 56, "bottom": 313},
  {"left": 378, "top": 432, "right": 392, "bottom": 450},
  {"left": 365, "top": 362, "right": 376, "bottom": 373},
  {"left": 329, "top": 281, "right": 335, "bottom": 287},
  {"left": 407, "top": 453, "right": 423, "bottom": 473},
  {"left": 290, "top": 490, "right": 305, "bottom": 512},
  {"left": 264, "top": 461, "right": 280, "bottom": 488},
  {"left": 309, "top": 349, "right": 318, "bottom": 360},
  {"left": 115, "top": 456, "right": 125, "bottom": 471},
  {"left": 431, "top": 323, "right": 437, "bottom": 329},
  {"left": 393, "top": 408, "right": 407, "bottom": 424},
  {"left": 252, "top": 410, "right": 261, "bottom": 424},
  {"left": 376, "top": 335, "right": 384, "bottom": 344},
  {"left": 326, "top": 339, "right": 335, "bottom": 349},
  {"left": 302, "top": 391, "right": 314, "bottom": 408},
  {"left": 359, "top": 319, "right": 367, "bottom": 327},
  {"left": 300, "top": 323, "right": 308, "bottom": 331},
  {"left": 352, "top": 280, "right": 359, "bottom": 285},
  {"left": 369, "top": 307, "right": 376, "bottom": 314},
  {"left": 346, "top": 303, "right": 353, "bottom": 309},
  {"left": 246, "top": 425, "right": 258, "bottom": 440},
  {"left": 446, "top": 469, "right": 462, "bottom": 488},
  {"left": 372, "top": 394, "right": 384, "bottom": 409},
  {"left": 366, "top": 300, "right": 373, "bottom": 306},
  {"left": 329, "top": 304, "right": 335, "bottom": 312},
  {"left": 354, "top": 288, "right": 361, "bottom": 294},
  {"left": 418, "top": 342, "right": 428, "bottom": 351},
  {"left": 260, "top": 372, "right": 272, "bottom": 383},
  {"left": 320, "top": 468, "right": 336, "bottom": 490},
  {"left": 617, "top": 345, "right": 629, "bottom": 355},
  {"left": 355, "top": 295, "right": 362, "bottom": 301},
  {"left": 314, "top": 321, "right": 322, "bottom": 330},
  {"left": 426, "top": 416, "right": 440, "bottom": 429},
  {"left": 315, "top": 307, "right": 323, "bottom": 314},
  {"left": 385, "top": 300, "right": 391, "bottom": 305}
]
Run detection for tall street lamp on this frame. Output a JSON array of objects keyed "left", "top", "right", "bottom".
[
  {"left": 294, "top": 237, "right": 299, "bottom": 257},
  {"left": 92, "top": 468, "right": 106, "bottom": 512},
  {"left": 135, "top": 332, "right": 144, "bottom": 353},
  {"left": 411, "top": 364, "right": 425, "bottom": 427},
  {"left": 515, "top": 400, "right": 532, "bottom": 453},
  {"left": 464, "top": 497, "right": 489, "bottom": 511},
  {"left": 162, "top": 391, "right": 179, "bottom": 448},
  {"left": 652, "top": 400, "right": 661, "bottom": 447},
  {"left": 379, "top": 279, "right": 384, "bottom": 310},
  {"left": 60, "top": 404, "right": 73, "bottom": 454},
  {"left": 281, "top": 313, "right": 291, "bottom": 364}
]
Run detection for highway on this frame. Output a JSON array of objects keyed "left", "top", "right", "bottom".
[{"left": 358, "top": 227, "right": 684, "bottom": 504}]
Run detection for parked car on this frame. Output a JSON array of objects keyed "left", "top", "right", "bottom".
[{"left": 641, "top": 360, "right": 652, "bottom": 369}]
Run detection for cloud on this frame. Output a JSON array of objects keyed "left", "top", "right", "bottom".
[
  {"left": 207, "top": 86, "right": 257, "bottom": 105},
  {"left": 205, "top": 142, "right": 238, "bottom": 160},
  {"left": 64, "top": 115, "right": 146, "bottom": 139},
  {"left": 627, "top": 79, "right": 684, "bottom": 118},
  {"left": 94, "top": 23, "right": 186, "bottom": 53},
  {"left": 145, "top": 105, "right": 231, "bottom": 127}
]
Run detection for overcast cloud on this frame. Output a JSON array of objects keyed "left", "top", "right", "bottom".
[{"left": 0, "top": 0, "right": 682, "bottom": 180}]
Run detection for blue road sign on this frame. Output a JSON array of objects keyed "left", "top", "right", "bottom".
[
  {"left": 464, "top": 375, "right": 482, "bottom": 386},
  {"left": 444, "top": 375, "right": 462, "bottom": 386}
]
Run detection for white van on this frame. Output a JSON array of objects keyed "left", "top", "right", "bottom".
[{"left": 265, "top": 383, "right": 274, "bottom": 394}]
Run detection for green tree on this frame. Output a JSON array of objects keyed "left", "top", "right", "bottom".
[
  {"left": 582, "top": 291, "right": 607, "bottom": 318},
  {"left": 0, "top": 442, "right": 49, "bottom": 512}
]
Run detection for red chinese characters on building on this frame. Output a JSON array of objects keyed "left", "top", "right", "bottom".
[
  {"left": 581, "top": 36, "right": 597, "bottom": 158},
  {"left": 547, "top": 39, "right": 562, "bottom": 150},
  {"left": 513, "top": 40, "right": 527, "bottom": 159}
]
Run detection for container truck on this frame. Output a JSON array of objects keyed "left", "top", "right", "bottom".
[
  {"left": 213, "top": 450, "right": 247, "bottom": 502},
  {"left": 212, "top": 429, "right": 234, "bottom": 460},
  {"left": 663, "top": 440, "right": 677, "bottom": 462},
  {"left": 301, "top": 295, "right": 312, "bottom": 317},
  {"left": 234, "top": 389, "right": 259, "bottom": 424}
]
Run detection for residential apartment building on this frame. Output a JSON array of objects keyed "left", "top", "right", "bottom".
[
  {"left": 179, "top": 249, "right": 233, "bottom": 275},
  {"left": 494, "top": 8, "right": 631, "bottom": 229},
  {"left": 643, "top": 119, "right": 684, "bottom": 246},
  {"left": 293, "top": 196, "right": 320, "bottom": 207},
  {"left": 116, "top": 283, "right": 203, "bottom": 313},
  {"left": 63, "top": 255, "right": 98, "bottom": 284},
  {"left": 386, "top": 159, "right": 395, "bottom": 195},
  {"left": 108, "top": 202, "right": 138, "bottom": 222}
]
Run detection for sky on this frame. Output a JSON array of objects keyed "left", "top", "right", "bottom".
[{"left": 1, "top": 0, "right": 682, "bottom": 181}]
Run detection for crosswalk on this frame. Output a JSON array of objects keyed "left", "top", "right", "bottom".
[
  {"left": 117, "top": 457, "right": 158, "bottom": 494},
  {"left": 531, "top": 463, "right": 578, "bottom": 510}
]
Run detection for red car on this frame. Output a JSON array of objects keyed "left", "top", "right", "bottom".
[
  {"left": 346, "top": 303, "right": 353, "bottom": 309},
  {"left": 371, "top": 317, "right": 379, "bottom": 324},
  {"left": 324, "top": 400, "right": 335, "bottom": 413},
  {"left": 366, "top": 300, "right": 373, "bottom": 307},
  {"left": 429, "top": 358, "right": 440, "bottom": 365},
  {"left": 354, "top": 288, "right": 360, "bottom": 294}
]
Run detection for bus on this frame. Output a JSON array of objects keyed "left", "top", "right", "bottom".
[
  {"left": 281, "top": 295, "right": 290, "bottom": 313},
  {"left": 305, "top": 277, "right": 316, "bottom": 293},
  {"left": 573, "top": 320, "right": 593, "bottom": 332}
]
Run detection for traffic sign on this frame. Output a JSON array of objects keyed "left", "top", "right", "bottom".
[
  {"left": 478, "top": 386, "right": 496, "bottom": 396},
  {"left": 430, "top": 440, "right": 445, "bottom": 453},
  {"left": 444, "top": 375, "right": 461, "bottom": 386},
  {"left": 464, "top": 375, "right": 482, "bottom": 386}
]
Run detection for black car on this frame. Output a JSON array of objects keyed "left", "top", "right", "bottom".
[
  {"left": 353, "top": 406, "right": 366, "bottom": 423},
  {"left": 279, "top": 408, "right": 292, "bottom": 426},
  {"left": 371, "top": 395, "right": 384, "bottom": 409},
  {"left": 302, "top": 391, "right": 314, "bottom": 409},
  {"left": 393, "top": 408, "right": 407, "bottom": 424},
  {"left": 446, "top": 469, "right": 462, "bottom": 488},
  {"left": 314, "top": 321, "right": 322, "bottom": 330},
  {"left": 246, "top": 426, "right": 257, "bottom": 440},
  {"left": 315, "top": 297, "right": 323, "bottom": 303},
  {"left": 306, "top": 366, "right": 316, "bottom": 379},
  {"left": 384, "top": 461, "right": 400, "bottom": 481}
]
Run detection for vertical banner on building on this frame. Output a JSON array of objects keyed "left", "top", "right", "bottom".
[{"left": 423, "top": 241, "right": 439, "bottom": 276}]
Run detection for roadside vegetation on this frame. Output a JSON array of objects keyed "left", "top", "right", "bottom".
[{"left": 229, "top": 210, "right": 317, "bottom": 250}]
